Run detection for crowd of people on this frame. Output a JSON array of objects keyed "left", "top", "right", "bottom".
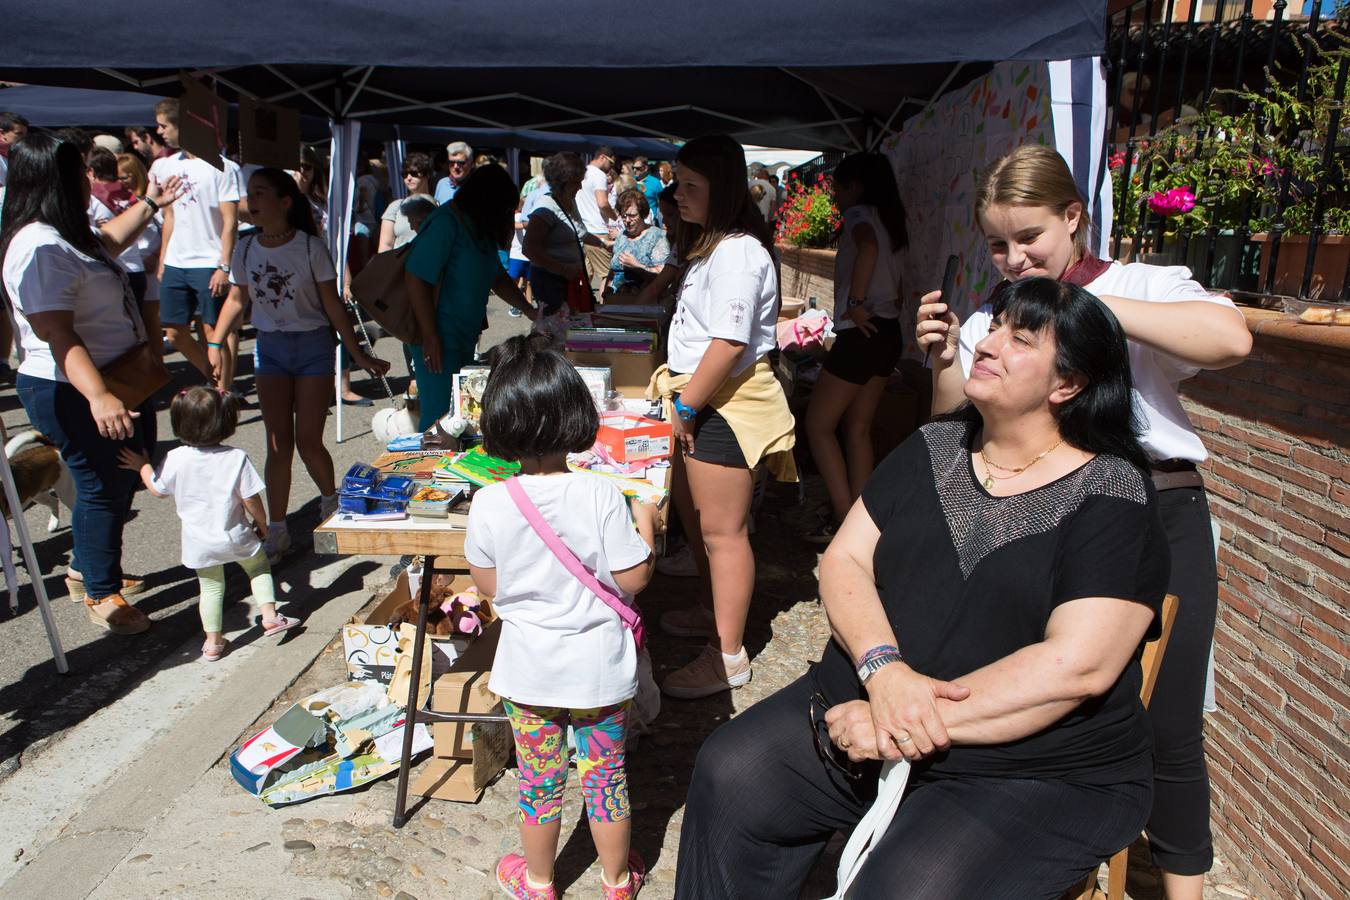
[{"left": 0, "top": 95, "right": 1253, "bottom": 899}]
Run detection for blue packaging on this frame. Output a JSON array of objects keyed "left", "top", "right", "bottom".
[{"left": 341, "top": 463, "right": 379, "bottom": 495}]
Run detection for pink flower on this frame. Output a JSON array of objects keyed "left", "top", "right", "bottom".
[
  {"left": 1147, "top": 186, "right": 1197, "bottom": 217},
  {"left": 1109, "top": 151, "right": 1127, "bottom": 170}
]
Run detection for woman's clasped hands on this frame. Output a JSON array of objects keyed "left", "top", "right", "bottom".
[{"left": 824, "top": 663, "right": 970, "bottom": 763}]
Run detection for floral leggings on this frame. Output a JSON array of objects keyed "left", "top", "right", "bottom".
[{"left": 503, "top": 699, "right": 630, "bottom": 826}]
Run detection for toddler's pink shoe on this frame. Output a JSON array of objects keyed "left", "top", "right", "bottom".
[
  {"left": 496, "top": 854, "right": 557, "bottom": 900},
  {"left": 601, "top": 850, "right": 647, "bottom": 900}
]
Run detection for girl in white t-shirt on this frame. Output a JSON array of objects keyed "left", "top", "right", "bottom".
[
  {"left": 209, "top": 168, "right": 390, "bottom": 563},
  {"left": 804, "top": 152, "right": 910, "bottom": 540},
  {"left": 465, "top": 334, "right": 656, "bottom": 900},
  {"left": 654, "top": 135, "right": 797, "bottom": 701},
  {"left": 121, "top": 386, "right": 300, "bottom": 661},
  {"left": 915, "top": 144, "right": 1252, "bottom": 899}
]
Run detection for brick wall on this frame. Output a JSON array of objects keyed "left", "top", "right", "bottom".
[
  {"left": 777, "top": 245, "right": 836, "bottom": 306},
  {"left": 1180, "top": 321, "right": 1350, "bottom": 900}
]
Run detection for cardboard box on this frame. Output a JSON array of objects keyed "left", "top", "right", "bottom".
[
  {"left": 595, "top": 414, "right": 673, "bottom": 464},
  {"left": 430, "top": 620, "right": 503, "bottom": 760},
  {"left": 566, "top": 349, "right": 660, "bottom": 398},
  {"left": 348, "top": 573, "right": 476, "bottom": 688}
]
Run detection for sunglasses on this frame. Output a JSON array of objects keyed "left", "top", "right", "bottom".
[
  {"left": 448, "top": 158, "right": 470, "bottom": 168},
  {"left": 404, "top": 170, "right": 429, "bottom": 178},
  {"left": 807, "top": 674, "right": 864, "bottom": 781}
]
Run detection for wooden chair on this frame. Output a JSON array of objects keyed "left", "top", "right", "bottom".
[{"left": 1069, "top": 592, "right": 1180, "bottom": 900}]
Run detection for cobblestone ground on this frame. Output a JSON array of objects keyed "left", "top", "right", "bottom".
[{"left": 212, "top": 481, "right": 1253, "bottom": 900}]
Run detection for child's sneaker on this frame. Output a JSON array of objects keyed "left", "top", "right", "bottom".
[
  {"left": 495, "top": 854, "right": 557, "bottom": 900},
  {"left": 601, "top": 850, "right": 647, "bottom": 899}
]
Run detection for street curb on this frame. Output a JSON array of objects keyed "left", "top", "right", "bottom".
[{"left": 1, "top": 574, "right": 388, "bottom": 899}]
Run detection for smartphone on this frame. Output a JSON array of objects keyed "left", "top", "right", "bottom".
[{"left": 924, "top": 254, "right": 961, "bottom": 365}]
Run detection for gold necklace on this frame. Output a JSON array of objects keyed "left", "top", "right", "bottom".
[{"left": 978, "top": 438, "right": 1064, "bottom": 490}]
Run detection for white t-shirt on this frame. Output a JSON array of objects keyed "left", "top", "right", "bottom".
[
  {"left": 2, "top": 223, "right": 141, "bottom": 382},
  {"left": 750, "top": 177, "right": 776, "bottom": 221},
  {"left": 576, "top": 164, "right": 611, "bottom": 236},
  {"left": 126, "top": 217, "right": 162, "bottom": 277},
  {"left": 464, "top": 472, "right": 652, "bottom": 709},
  {"left": 151, "top": 445, "right": 266, "bottom": 569},
  {"left": 87, "top": 196, "right": 114, "bottom": 227},
  {"left": 668, "top": 234, "right": 780, "bottom": 376},
  {"left": 833, "top": 204, "right": 904, "bottom": 327},
  {"left": 149, "top": 152, "right": 241, "bottom": 269},
  {"left": 958, "top": 261, "right": 1238, "bottom": 463},
  {"left": 229, "top": 232, "right": 337, "bottom": 332}
]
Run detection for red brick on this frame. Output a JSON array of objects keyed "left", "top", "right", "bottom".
[
  {"left": 1241, "top": 668, "right": 1288, "bottom": 709},
  {"left": 1301, "top": 864, "right": 1346, "bottom": 900},
  {"left": 1295, "top": 661, "right": 1350, "bottom": 713},
  {"left": 1221, "top": 421, "right": 1294, "bottom": 456},
  {"left": 1332, "top": 482, "right": 1349, "bottom": 507},
  {"left": 1187, "top": 408, "right": 1223, "bottom": 432},
  {"left": 1266, "top": 503, "right": 1327, "bottom": 543},
  {"left": 1262, "top": 664, "right": 1337, "bottom": 720},
  {"left": 1215, "top": 460, "right": 1283, "bottom": 501},
  {"left": 1281, "top": 536, "right": 1350, "bottom": 584},
  {"left": 1205, "top": 474, "right": 1245, "bottom": 504},
  {"left": 1250, "top": 451, "right": 1333, "bottom": 495},
  {"left": 1284, "top": 492, "right": 1350, "bottom": 535},
  {"left": 1311, "top": 575, "right": 1348, "bottom": 608},
  {"left": 1251, "top": 588, "right": 1305, "bottom": 627},
  {"left": 1286, "top": 704, "right": 1350, "bottom": 763},
  {"left": 1305, "top": 805, "right": 1350, "bottom": 867},
  {"left": 1235, "top": 533, "right": 1314, "bottom": 585},
  {"left": 1219, "top": 544, "right": 1269, "bottom": 585},
  {"left": 1309, "top": 844, "right": 1350, "bottom": 896},
  {"left": 1214, "top": 502, "right": 1279, "bottom": 544},
  {"left": 1326, "top": 529, "right": 1350, "bottom": 560},
  {"left": 1219, "top": 582, "right": 1263, "bottom": 619},
  {"left": 1304, "top": 403, "right": 1350, "bottom": 431},
  {"left": 1228, "top": 702, "right": 1278, "bottom": 745},
  {"left": 1302, "top": 615, "right": 1350, "bottom": 660},
  {"left": 1291, "top": 446, "right": 1350, "bottom": 482}
]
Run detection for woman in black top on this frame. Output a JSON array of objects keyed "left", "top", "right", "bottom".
[{"left": 675, "top": 278, "right": 1171, "bottom": 899}]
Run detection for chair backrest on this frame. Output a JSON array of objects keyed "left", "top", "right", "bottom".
[{"left": 1139, "top": 593, "right": 1179, "bottom": 709}]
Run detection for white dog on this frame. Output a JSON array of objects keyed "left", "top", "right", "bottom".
[{"left": 1, "top": 430, "right": 76, "bottom": 610}]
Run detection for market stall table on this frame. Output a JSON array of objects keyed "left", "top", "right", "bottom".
[{"left": 313, "top": 513, "right": 507, "bottom": 828}]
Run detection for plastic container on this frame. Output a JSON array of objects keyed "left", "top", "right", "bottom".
[{"left": 1282, "top": 297, "right": 1350, "bottom": 326}]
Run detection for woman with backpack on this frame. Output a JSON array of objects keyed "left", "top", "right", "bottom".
[{"left": 208, "top": 168, "right": 390, "bottom": 562}]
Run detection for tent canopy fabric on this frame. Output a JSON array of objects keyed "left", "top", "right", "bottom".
[{"left": 0, "top": 1, "right": 1105, "bottom": 150}]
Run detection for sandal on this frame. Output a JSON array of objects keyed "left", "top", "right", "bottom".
[
  {"left": 85, "top": 594, "right": 151, "bottom": 635},
  {"left": 67, "top": 572, "right": 146, "bottom": 602},
  {"left": 261, "top": 614, "right": 301, "bottom": 636},
  {"left": 201, "top": 638, "right": 228, "bottom": 662}
]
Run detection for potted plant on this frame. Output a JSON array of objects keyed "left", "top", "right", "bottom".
[
  {"left": 775, "top": 172, "right": 840, "bottom": 249},
  {"left": 1131, "top": 37, "right": 1350, "bottom": 298}
]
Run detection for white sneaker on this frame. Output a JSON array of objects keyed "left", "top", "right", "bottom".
[
  {"left": 661, "top": 644, "right": 751, "bottom": 699},
  {"left": 656, "top": 545, "right": 700, "bottom": 578},
  {"left": 319, "top": 494, "right": 340, "bottom": 520},
  {"left": 265, "top": 526, "right": 292, "bottom": 565}
]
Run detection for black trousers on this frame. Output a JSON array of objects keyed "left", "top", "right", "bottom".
[
  {"left": 674, "top": 674, "right": 1153, "bottom": 900},
  {"left": 1145, "top": 486, "right": 1218, "bottom": 874}
]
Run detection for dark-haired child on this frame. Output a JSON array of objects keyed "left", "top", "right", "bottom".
[
  {"left": 465, "top": 334, "right": 657, "bottom": 900},
  {"left": 119, "top": 386, "right": 300, "bottom": 661}
]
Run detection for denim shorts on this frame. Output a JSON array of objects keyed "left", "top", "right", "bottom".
[
  {"left": 253, "top": 328, "right": 336, "bottom": 378},
  {"left": 160, "top": 265, "right": 222, "bottom": 326}
]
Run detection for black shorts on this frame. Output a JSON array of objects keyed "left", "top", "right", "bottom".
[
  {"left": 823, "top": 317, "right": 901, "bottom": 385},
  {"left": 673, "top": 391, "right": 747, "bottom": 468}
]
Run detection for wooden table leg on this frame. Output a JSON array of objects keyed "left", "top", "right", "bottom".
[{"left": 392, "top": 554, "right": 435, "bottom": 828}]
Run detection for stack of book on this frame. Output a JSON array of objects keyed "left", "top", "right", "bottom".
[
  {"left": 564, "top": 326, "right": 656, "bottom": 355},
  {"left": 432, "top": 446, "right": 520, "bottom": 488}
]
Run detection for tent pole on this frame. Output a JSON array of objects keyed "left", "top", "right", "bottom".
[{"left": 0, "top": 421, "right": 68, "bottom": 674}]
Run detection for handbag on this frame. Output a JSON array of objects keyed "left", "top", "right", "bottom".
[
  {"left": 349, "top": 242, "right": 423, "bottom": 345},
  {"left": 504, "top": 476, "right": 645, "bottom": 649},
  {"left": 822, "top": 759, "right": 911, "bottom": 899},
  {"left": 555, "top": 205, "right": 598, "bottom": 314},
  {"left": 99, "top": 263, "right": 170, "bottom": 409}
]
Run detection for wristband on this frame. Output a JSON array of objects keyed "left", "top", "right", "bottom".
[
  {"left": 141, "top": 195, "right": 160, "bottom": 214},
  {"left": 207, "top": 342, "right": 222, "bottom": 349},
  {"left": 856, "top": 644, "right": 903, "bottom": 685},
  {"left": 847, "top": 297, "right": 865, "bottom": 308},
  {"left": 673, "top": 397, "right": 698, "bottom": 422}
]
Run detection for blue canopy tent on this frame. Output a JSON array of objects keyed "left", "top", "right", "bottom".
[{"left": 0, "top": 0, "right": 1109, "bottom": 674}]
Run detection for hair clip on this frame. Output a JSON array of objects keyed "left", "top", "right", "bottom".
[{"left": 178, "top": 389, "right": 189, "bottom": 396}]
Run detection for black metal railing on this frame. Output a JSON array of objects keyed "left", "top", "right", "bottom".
[{"left": 1107, "top": 0, "right": 1350, "bottom": 302}]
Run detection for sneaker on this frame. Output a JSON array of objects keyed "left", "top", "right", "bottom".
[
  {"left": 495, "top": 854, "right": 557, "bottom": 900},
  {"left": 319, "top": 494, "right": 340, "bottom": 520},
  {"left": 508, "top": 307, "right": 523, "bottom": 318},
  {"left": 601, "top": 850, "right": 647, "bottom": 900},
  {"left": 662, "top": 644, "right": 751, "bottom": 699},
  {"left": 659, "top": 605, "right": 716, "bottom": 638},
  {"left": 265, "top": 526, "right": 292, "bottom": 565},
  {"left": 655, "top": 545, "right": 699, "bottom": 578}
]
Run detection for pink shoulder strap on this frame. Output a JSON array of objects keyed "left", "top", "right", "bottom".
[{"left": 505, "top": 477, "right": 645, "bottom": 648}]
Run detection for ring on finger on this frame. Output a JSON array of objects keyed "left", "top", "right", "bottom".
[
  {"left": 894, "top": 733, "right": 913, "bottom": 745},
  {"left": 839, "top": 737, "right": 851, "bottom": 749}
]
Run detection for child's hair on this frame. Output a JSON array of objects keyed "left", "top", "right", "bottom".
[
  {"left": 170, "top": 386, "right": 240, "bottom": 447},
  {"left": 480, "top": 333, "right": 599, "bottom": 461},
  {"left": 832, "top": 152, "right": 909, "bottom": 253},
  {"left": 977, "top": 144, "right": 1092, "bottom": 262},
  {"left": 402, "top": 197, "right": 436, "bottom": 233}
]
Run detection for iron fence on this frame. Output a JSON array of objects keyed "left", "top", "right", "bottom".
[{"left": 1107, "top": 0, "right": 1350, "bottom": 302}]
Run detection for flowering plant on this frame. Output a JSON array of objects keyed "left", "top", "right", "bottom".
[
  {"left": 1147, "top": 186, "right": 1196, "bottom": 217},
  {"left": 775, "top": 172, "right": 840, "bottom": 248}
]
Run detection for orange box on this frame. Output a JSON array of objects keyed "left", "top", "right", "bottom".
[{"left": 595, "top": 414, "right": 673, "bottom": 464}]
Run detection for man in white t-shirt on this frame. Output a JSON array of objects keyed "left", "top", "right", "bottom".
[
  {"left": 150, "top": 98, "right": 241, "bottom": 390},
  {"left": 748, "top": 164, "right": 776, "bottom": 224},
  {"left": 576, "top": 146, "right": 618, "bottom": 295}
]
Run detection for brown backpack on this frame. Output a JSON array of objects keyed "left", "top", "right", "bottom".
[{"left": 349, "top": 243, "right": 423, "bottom": 345}]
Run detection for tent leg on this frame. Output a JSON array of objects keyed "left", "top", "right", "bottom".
[
  {"left": 335, "top": 346, "right": 345, "bottom": 444},
  {"left": 0, "top": 447, "right": 69, "bottom": 674}
]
